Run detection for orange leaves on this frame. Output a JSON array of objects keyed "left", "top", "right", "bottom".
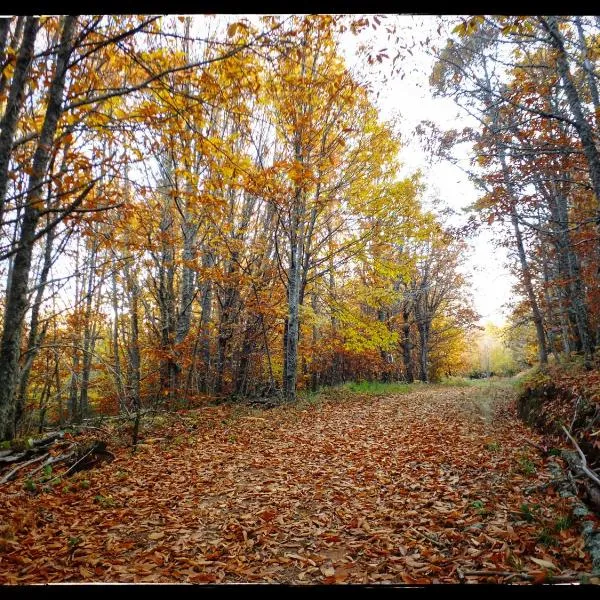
[{"left": 0, "top": 385, "right": 593, "bottom": 584}]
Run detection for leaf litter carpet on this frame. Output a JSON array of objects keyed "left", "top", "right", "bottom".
[{"left": 0, "top": 386, "right": 594, "bottom": 583}]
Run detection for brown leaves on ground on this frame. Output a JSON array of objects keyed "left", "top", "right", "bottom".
[{"left": 0, "top": 386, "right": 595, "bottom": 584}]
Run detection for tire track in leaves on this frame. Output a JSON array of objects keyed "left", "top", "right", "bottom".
[{"left": 0, "top": 386, "right": 594, "bottom": 583}]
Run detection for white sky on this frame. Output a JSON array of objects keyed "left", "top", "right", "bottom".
[{"left": 338, "top": 15, "right": 515, "bottom": 325}]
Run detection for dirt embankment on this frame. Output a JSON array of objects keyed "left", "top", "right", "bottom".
[
  {"left": 517, "top": 369, "right": 600, "bottom": 573},
  {"left": 517, "top": 372, "right": 600, "bottom": 486}
]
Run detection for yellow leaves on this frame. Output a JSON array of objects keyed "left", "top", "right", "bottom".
[
  {"left": 227, "top": 22, "right": 239, "bottom": 38},
  {"left": 64, "top": 112, "right": 79, "bottom": 127},
  {"left": 452, "top": 16, "right": 485, "bottom": 37},
  {"left": 2, "top": 58, "right": 15, "bottom": 81},
  {"left": 227, "top": 20, "right": 249, "bottom": 38}
]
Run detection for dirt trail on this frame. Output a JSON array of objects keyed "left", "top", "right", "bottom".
[{"left": 0, "top": 385, "right": 593, "bottom": 583}]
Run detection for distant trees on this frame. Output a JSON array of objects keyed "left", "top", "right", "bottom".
[{"left": 0, "top": 15, "right": 477, "bottom": 441}]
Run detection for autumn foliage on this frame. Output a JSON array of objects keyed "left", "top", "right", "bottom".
[{"left": 0, "top": 15, "right": 477, "bottom": 438}]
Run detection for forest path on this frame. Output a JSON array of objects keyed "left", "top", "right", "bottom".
[{"left": 0, "top": 385, "right": 593, "bottom": 583}]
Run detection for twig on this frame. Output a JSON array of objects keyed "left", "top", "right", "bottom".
[
  {"left": 570, "top": 396, "right": 583, "bottom": 433},
  {"left": 524, "top": 439, "right": 547, "bottom": 454},
  {"left": 561, "top": 425, "right": 600, "bottom": 488},
  {"left": 409, "top": 526, "right": 446, "bottom": 548},
  {"left": 463, "top": 570, "right": 588, "bottom": 582},
  {"left": 59, "top": 448, "right": 95, "bottom": 479},
  {"left": 69, "top": 424, "right": 110, "bottom": 435},
  {"left": 0, "top": 452, "right": 49, "bottom": 485}
]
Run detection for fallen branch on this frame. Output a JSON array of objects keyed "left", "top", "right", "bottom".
[
  {"left": 0, "top": 450, "right": 29, "bottom": 464},
  {"left": 68, "top": 424, "right": 110, "bottom": 435},
  {"left": 26, "top": 450, "right": 76, "bottom": 480},
  {"left": 31, "top": 432, "right": 64, "bottom": 448},
  {"left": 0, "top": 432, "right": 65, "bottom": 464},
  {"left": 463, "top": 570, "right": 588, "bottom": 582},
  {"left": 561, "top": 425, "right": 600, "bottom": 488},
  {"left": 0, "top": 452, "right": 49, "bottom": 485},
  {"left": 524, "top": 478, "right": 568, "bottom": 495}
]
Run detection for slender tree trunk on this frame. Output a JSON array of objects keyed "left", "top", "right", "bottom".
[
  {"left": 14, "top": 225, "right": 54, "bottom": 430},
  {"left": 67, "top": 351, "right": 80, "bottom": 423},
  {"left": 0, "top": 16, "right": 38, "bottom": 222},
  {"left": 110, "top": 254, "right": 126, "bottom": 411},
  {"left": 416, "top": 316, "right": 429, "bottom": 383},
  {"left": 574, "top": 17, "right": 600, "bottom": 128},
  {"left": 52, "top": 345, "right": 62, "bottom": 427},
  {"left": 0, "top": 16, "right": 75, "bottom": 440},
  {"left": 284, "top": 192, "right": 303, "bottom": 402},
  {"left": 542, "top": 16, "right": 600, "bottom": 261},
  {"left": 124, "top": 262, "right": 141, "bottom": 415},
  {"left": 402, "top": 306, "right": 414, "bottom": 383},
  {"left": 310, "top": 293, "right": 319, "bottom": 392},
  {"left": 0, "top": 18, "right": 11, "bottom": 58},
  {"left": 157, "top": 197, "right": 176, "bottom": 403},
  {"left": 198, "top": 249, "right": 213, "bottom": 394},
  {"left": 510, "top": 208, "right": 548, "bottom": 364},
  {"left": 78, "top": 237, "right": 99, "bottom": 420},
  {"left": 0, "top": 17, "right": 24, "bottom": 102}
]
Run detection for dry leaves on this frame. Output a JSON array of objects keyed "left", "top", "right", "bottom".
[{"left": 0, "top": 386, "right": 594, "bottom": 584}]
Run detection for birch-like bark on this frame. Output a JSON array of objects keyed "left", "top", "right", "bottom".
[
  {"left": 542, "top": 16, "right": 600, "bottom": 261},
  {"left": 0, "top": 16, "right": 75, "bottom": 440},
  {"left": 0, "top": 17, "right": 38, "bottom": 223}
]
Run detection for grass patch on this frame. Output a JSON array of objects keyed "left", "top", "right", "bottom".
[
  {"left": 484, "top": 440, "right": 501, "bottom": 452},
  {"left": 537, "top": 527, "right": 558, "bottom": 547},
  {"left": 517, "top": 455, "right": 537, "bottom": 476},
  {"left": 342, "top": 381, "right": 418, "bottom": 395},
  {"left": 440, "top": 375, "right": 523, "bottom": 389}
]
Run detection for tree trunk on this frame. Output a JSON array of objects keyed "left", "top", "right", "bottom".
[
  {"left": 0, "top": 18, "right": 11, "bottom": 57},
  {"left": 417, "top": 317, "right": 429, "bottom": 383},
  {"left": 198, "top": 249, "right": 213, "bottom": 394},
  {"left": 110, "top": 254, "right": 126, "bottom": 412},
  {"left": 0, "top": 16, "right": 38, "bottom": 222},
  {"left": 510, "top": 208, "right": 548, "bottom": 365},
  {"left": 14, "top": 224, "right": 55, "bottom": 431},
  {"left": 0, "top": 16, "right": 75, "bottom": 440},
  {"left": 157, "top": 197, "right": 176, "bottom": 404},
  {"left": 78, "top": 237, "right": 99, "bottom": 420},
  {"left": 124, "top": 262, "right": 141, "bottom": 414},
  {"left": 284, "top": 193, "right": 303, "bottom": 402},
  {"left": 574, "top": 17, "right": 600, "bottom": 128},
  {"left": 0, "top": 17, "right": 24, "bottom": 102},
  {"left": 402, "top": 306, "right": 414, "bottom": 383},
  {"left": 542, "top": 16, "right": 600, "bottom": 262}
]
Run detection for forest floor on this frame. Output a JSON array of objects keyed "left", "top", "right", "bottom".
[{"left": 0, "top": 382, "right": 597, "bottom": 584}]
